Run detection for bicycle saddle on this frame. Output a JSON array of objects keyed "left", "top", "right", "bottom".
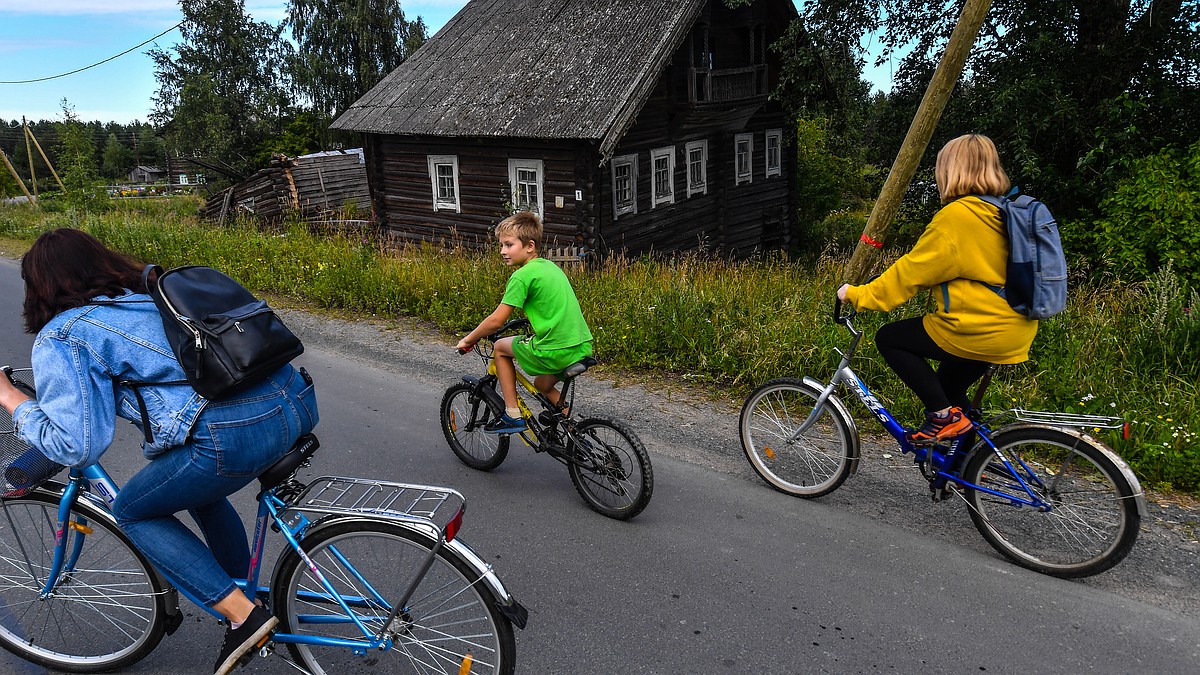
[
  {"left": 563, "top": 356, "right": 598, "bottom": 379},
  {"left": 258, "top": 434, "right": 320, "bottom": 490}
]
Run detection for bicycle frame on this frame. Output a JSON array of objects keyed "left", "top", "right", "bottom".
[
  {"left": 40, "top": 461, "right": 495, "bottom": 658},
  {"left": 484, "top": 354, "right": 574, "bottom": 448},
  {"left": 796, "top": 305, "right": 1056, "bottom": 510}
]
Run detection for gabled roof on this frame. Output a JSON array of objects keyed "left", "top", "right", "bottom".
[{"left": 331, "top": 0, "right": 711, "bottom": 158}]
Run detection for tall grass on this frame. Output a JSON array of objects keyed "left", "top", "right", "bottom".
[{"left": 1, "top": 198, "right": 1196, "bottom": 493}]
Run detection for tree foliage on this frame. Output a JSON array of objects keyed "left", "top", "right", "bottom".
[
  {"left": 54, "top": 102, "right": 108, "bottom": 211},
  {"left": 102, "top": 133, "right": 135, "bottom": 179},
  {"left": 149, "top": 0, "right": 293, "bottom": 177},
  {"left": 287, "top": 0, "right": 426, "bottom": 123},
  {"left": 1090, "top": 140, "right": 1200, "bottom": 287},
  {"left": 792, "top": 0, "right": 1200, "bottom": 280}
]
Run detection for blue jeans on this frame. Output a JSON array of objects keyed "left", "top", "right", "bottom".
[{"left": 112, "top": 366, "right": 318, "bottom": 606}]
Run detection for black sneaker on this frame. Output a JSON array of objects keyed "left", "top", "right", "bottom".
[
  {"left": 483, "top": 413, "right": 526, "bottom": 434},
  {"left": 213, "top": 605, "right": 278, "bottom": 675}
]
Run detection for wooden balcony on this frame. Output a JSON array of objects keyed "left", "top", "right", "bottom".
[{"left": 688, "top": 65, "right": 768, "bottom": 104}]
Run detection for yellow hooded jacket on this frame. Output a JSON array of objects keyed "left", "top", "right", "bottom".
[{"left": 844, "top": 197, "right": 1037, "bottom": 364}]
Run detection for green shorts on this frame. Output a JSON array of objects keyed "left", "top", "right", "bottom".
[{"left": 511, "top": 338, "right": 593, "bottom": 377}]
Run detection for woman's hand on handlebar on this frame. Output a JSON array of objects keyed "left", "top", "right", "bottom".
[
  {"left": 0, "top": 366, "right": 31, "bottom": 415},
  {"left": 837, "top": 284, "right": 851, "bottom": 302}
]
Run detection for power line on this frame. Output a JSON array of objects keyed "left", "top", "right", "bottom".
[{"left": 0, "top": 22, "right": 183, "bottom": 85}]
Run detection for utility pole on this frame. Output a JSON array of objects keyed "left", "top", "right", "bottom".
[
  {"left": 1, "top": 148, "right": 36, "bottom": 203},
  {"left": 843, "top": 0, "right": 994, "bottom": 284},
  {"left": 25, "top": 126, "right": 65, "bottom": 192},
  {"left": 22, "top": 117, "right": 37, "bottom": 198}
]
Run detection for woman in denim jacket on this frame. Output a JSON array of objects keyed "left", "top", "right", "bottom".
[{"left": 0, "top": 229, "right": 319, "bottom": 675}]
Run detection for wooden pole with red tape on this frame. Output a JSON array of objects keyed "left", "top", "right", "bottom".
[{"left": 842, "top": 0, "right": 993, "bottom": 284}]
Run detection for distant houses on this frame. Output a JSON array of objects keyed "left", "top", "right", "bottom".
[
  {"left": 332, "top": 0, "right": 798, "bottom": 258},
  {"left": 128, "top": 165, "right": 166, "bottom": 184}
]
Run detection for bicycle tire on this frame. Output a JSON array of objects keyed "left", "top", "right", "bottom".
[
  {"left": 566, "top": 418, "right": 653, "bottom": 520},
  {"left": 962, "top": 426, "right": 1141, "bottom": 578},
  {"left": 0, "top": 489, "right": 169, "bottom": 672},
  {"left": 272, "top": 518, "right": 516, "bottom": 674},
  {"left": 440, "top": 382, "right": 510, "bottom": 471},
  {"left": 739, "top": 378, "right": 854, "bottom": 497}
]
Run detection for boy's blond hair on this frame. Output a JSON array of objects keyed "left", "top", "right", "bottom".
[
  {"left": 495, "top": 211, "right": 543, "bottom": 250},
  {"left": 935, "top": 134, "right": 1011, "bottom": 204}
]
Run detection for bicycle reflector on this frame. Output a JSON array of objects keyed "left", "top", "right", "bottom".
[
  {"left": 444, "top": 507, "right": 465, "bottom": 542},
  {"left": 1122, "top": 421, "right": 1131, "bottom": 441}
]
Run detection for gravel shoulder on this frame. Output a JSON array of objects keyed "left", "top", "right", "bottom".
[{"left": 281, "top": 306, "right": 1200, "bottom": 618}]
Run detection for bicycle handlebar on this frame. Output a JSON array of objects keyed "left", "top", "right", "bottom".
[
  {"left": 487, "top": 318, "right": 530, "bottom": 342},
  {"left": 456, "top": 318, "right": 532, "bottom": 356}
]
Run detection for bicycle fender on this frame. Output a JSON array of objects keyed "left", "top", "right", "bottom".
[
  {"left": 286, "top": 515, "right": 528, "bottom": 629},
  {"left": 801, "top": 376, "right": 862, "bottom": 475},
  {"left": 989, "top": 423, "right": 1147, "bottom": 518},
  {"left": 460, "top": 375, "right": 506, "bottom": 411}
]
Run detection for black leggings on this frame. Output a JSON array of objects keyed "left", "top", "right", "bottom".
[{"left": 874, "top": 317, "right": 992, "bottom": 413}]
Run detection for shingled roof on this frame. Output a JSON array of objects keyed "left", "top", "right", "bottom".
[{"left": 331, "top": 0, "right": 710, "bottom": 158}]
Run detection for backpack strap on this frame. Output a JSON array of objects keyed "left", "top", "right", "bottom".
[
  {"left": 969, "top": 194, "right": 1009, "bottom": 301},
  {"left": 118, "top": 379, "right": 189, "bottom": 445}
]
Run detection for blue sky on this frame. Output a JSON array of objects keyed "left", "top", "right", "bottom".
[{"left": 0, "top": 1, "right": 892, "bottom": 125}]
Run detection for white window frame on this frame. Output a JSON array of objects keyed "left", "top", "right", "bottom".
[
  {"left": 427, "top": 154, "right": 461, "bottom": 212},
  {"left": 650, "top": 146, "right": 676, "bottom": 208},
  {"left": 507, "top": 158, "right": 544, "bottom": 218},
  {"left": 611, "top": 153, "right": 638, "bottom": 218},
  {"left": 685, "top": 140, "right": 708, "bottom": 197},
  {"left": 178, "top": 174, "right": 189, "bottom": 186},
  {"left": 765, "top": 129, "right": 782, "bottom": 178},
  {"left": 735, "top": 133, "right": 753, "bottom": 185}
]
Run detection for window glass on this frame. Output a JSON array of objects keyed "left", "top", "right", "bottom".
[
  {"left": 427, "top": 155, "right": 461, "bottom": 212},
  {"left": 685, "top": 140, "right": 707, "bottom": 196},
  {"left": 765, "top": 129, "right": 782, "bottom": 177},
  {"left": 735, "top": 133, "right": 753, "bottom": 185},
  {"left": 611, "top": 154, "right": 637, "bottom": 218},
  {"left": 651, "top": 146, "right": 675, "bottom": 207}
]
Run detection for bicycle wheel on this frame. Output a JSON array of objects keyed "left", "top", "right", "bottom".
[
  {"left": 566, "top": 418, "right": 653, "bottom": 520},
  {"left": 0, "top": 490, "right": 169, "bottom": 672},
  {"left": 440, "top": 382, "right": 510, "bottom": 471},
  {"left": 739, "top": 378, "right": 854, "bottom": 498},
  {"left": 272, "top": 519, "right": 516, "bottom": 675},
  {"left": 962, "top": 426, "right": 1141, "bottom": 578}
]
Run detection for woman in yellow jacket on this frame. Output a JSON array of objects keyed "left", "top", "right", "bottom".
[{"left": 837, "top": 134, "right": 1037, "bottom": 444}]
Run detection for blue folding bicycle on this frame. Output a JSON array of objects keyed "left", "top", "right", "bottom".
[{"left": 0, "top": 367, "right": 526, "bottom": 674}]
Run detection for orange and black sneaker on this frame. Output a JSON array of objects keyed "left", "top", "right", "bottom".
[{"left": 905, "top": 406, "right": 973, "bottom": 445}]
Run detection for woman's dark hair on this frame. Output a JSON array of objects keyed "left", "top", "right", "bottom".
[{"left": 22, "top": 229, "right": 146, "bottom": 333}]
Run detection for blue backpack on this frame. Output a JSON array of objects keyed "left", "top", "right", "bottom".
[{"left": 976, "top": 192, "right": 1067, "bottom": 320}]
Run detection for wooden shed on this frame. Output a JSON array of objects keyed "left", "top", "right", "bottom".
[
  {"left": 331, "top": 0, "right": 798, "bottom": 258},
  {"left": 199, "top": 149, "right": 371, "bottom": 224}
]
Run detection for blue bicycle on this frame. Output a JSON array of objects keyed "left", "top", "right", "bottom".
[
  {"left": 0, "top": 367, "right": 526, "bottom": 674},
  {"left": 738, "top": 299, "right": 1146, "bottom": 578}
]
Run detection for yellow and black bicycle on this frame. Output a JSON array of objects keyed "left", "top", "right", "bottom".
[{"left": 441, "top": 319, "right": 653, "bottom": 520}]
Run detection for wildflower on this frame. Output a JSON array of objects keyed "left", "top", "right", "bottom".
[{"left": 1081, "top": 393, "right": 1096, "bottom": 402}]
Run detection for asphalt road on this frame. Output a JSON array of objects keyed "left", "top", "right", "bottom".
[{"left": 0, "top": 255, "right": 1196, "bottom": 674}]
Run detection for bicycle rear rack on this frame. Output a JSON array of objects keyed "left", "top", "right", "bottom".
[
  {"left": 285, "top": 476, "right": 466, "bottom": 534},
  {"left": 1008, "top": 408, "right": 1124, "bottom": 429}
]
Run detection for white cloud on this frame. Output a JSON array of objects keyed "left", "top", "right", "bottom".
[{"left": 0, "top": 0, "right": 178, "bottom": 14}]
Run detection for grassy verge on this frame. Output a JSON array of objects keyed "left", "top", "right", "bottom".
[{"left": 1, "top": 198, "right": 1197, "bottom": 493}]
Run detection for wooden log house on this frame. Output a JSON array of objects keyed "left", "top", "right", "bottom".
[{"left": 332, "top": 0, "right": 798, "bottom": 258}]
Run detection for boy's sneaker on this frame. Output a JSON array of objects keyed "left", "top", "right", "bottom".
[
  {"left": 905, "top": 406, "right": 973, "bottom": 445},
  {"left": 213, "top": 606, "right": 277, "bottom": 675},
  {"left": 484, "top": 413, "right": 526, "bottom": 434}
]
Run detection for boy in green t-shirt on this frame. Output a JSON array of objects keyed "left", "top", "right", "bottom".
[{"left": 455, "top": 211, "right": 594, "bottom": 433}]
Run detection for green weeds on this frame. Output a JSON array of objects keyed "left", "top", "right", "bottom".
[{"left": 0, "top": 198, "right": 1196, "bottom": 493}]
